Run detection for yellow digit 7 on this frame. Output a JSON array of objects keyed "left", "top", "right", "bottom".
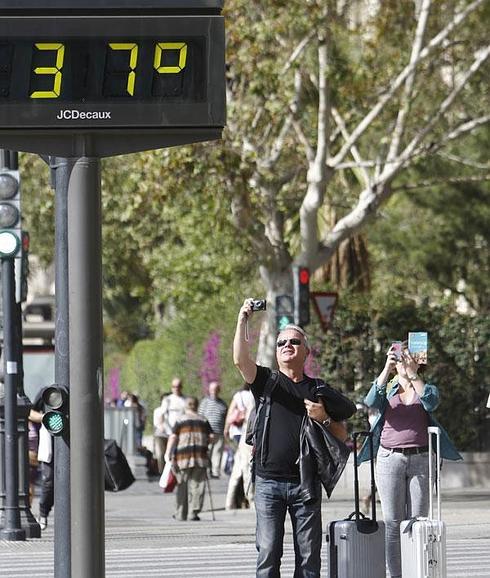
[
  {"left": 109, "top": 43, "right": 138, "bottom": 96},
  {"left": 154, "top": 42, "right": 187, "bottom": 73},
  {"left": 30, "top": 43, "right": 65, "bottom": 99}
]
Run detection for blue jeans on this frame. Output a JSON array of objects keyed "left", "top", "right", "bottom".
[
  {"left": 255, "top": 476, "right": 322, "bottom": 578},
  {"left": 376, "top": 447, "right": 434, "bottom": 578}
]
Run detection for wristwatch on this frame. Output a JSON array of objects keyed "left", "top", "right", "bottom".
[
  {"left": 408, "top": 373, "right": 418, "bottom": 381},
  {"left": 322, "top": 418, "right": 331, "bottom": 427}
]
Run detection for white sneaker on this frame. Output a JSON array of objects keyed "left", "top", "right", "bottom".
[{"left": 38, "top": 516, "right": 48, "bottom": 530}]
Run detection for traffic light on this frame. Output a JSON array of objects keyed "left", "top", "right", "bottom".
[
  {"left": 276, "top": 295, "right": 294, "bottom": 330},
  {"left": 293, "top": 265, "right": 310, "bottom": 327},
  {"left": 41, "top": 385, "right": 69, "bottom": 436},
  {"left": 0, "top": 169, "right": 21, "bottom": 258}
]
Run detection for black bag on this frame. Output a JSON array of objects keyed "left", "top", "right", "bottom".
[
  {"left": 104, "top": 439, "right": 135, "bottom": 492},
  {"left": 245, "top": 370, "right": 280, "bottom": 447}
]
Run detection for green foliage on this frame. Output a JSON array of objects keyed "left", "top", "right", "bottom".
[
  {"left": 112, "top": 292, "right": 259, "bottom": 424},
  {"left": 368, "top": 160, "right": 490, "bottom": 313}
]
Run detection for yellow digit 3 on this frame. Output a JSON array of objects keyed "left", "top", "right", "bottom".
[{"left": 30, "top": 43, "right": 65, "bottom": 99}]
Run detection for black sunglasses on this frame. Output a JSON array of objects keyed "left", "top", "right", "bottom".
[{"left": 277, "top": 338, "right": 302, "bottom": 348}]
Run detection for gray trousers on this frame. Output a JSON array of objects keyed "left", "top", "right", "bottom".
[
  {"left": 376, "top": 446, "right": 433, "bottom": 578},
  {"left": 208, "top": 434, "right": 224, "bottom": 477},
  {"left": 175, "top": 466, "right": 207, "bottom": 521}
]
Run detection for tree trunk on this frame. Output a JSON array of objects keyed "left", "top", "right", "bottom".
[{"left": 256, "top": 265, "right": 294, "bottom": 367}]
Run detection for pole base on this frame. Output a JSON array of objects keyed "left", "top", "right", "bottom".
[
  {"left": 0, "top": 527, "right": 26, "bottom": 541},
  {"left": 20, "top": 501, "right": 41, "bottom": 539}
]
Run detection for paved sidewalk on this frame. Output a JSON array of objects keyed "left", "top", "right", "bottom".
[{"left": 1, "top": 459, "right": 489, "bottom": 577}]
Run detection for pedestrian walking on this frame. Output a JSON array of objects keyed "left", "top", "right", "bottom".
[
  {"left": 153, "top": 393, "right": 170, "bottom": 474},
  {"left": 224, "top": 384, "right": 255, "bottom": 509},
  {"left": 233, "top": 298, "right": 355, "bottom": 577},
  {"left": 124, "top": 393, "right": 146, "bottom": 450},
  {"left": 199, "top": 381, "right": 228, "bottom": 478},
  {"left": 165, "top": 396, "right": 213, "bottom": 521},
  {"left": 225, "top": 425, "right": 255, "bottom": 510},
  {"left": 36, "top": 423, "right": 54, "bottom": 531},
  {"left": 27, "top": 409, "right": 41, "bottom": 504},
  {"left": 358, "top": 340, "right": 462, "bottom": 578},
  {"left": 224, "top": 383, "right": 254, "bottom": 443},
  {"left": 160, "top": 377, "right": 187, "bottom": 437}
]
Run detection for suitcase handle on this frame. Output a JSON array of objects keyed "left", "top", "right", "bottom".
[
  {"left": 353, "top": 431, "right": 376, "bottom": 523},
  {"left": 428, "top": 426, "right": 441, "bottom": 522}
]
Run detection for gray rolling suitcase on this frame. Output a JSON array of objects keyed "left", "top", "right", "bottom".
[
  {"left": 326, "top": 431, "right": 386, "bottom": 578},
  {"left": 400, "top": 426, "right": 447, "bottom": 578}
]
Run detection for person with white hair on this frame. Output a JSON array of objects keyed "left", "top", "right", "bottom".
[{"left": 233, "top": 298, "right": 352, "bottom": 578}]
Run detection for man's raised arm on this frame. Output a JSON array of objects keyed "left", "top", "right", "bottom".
[{"left": 233, "top": 299, "right": 258, "bottom": 385}]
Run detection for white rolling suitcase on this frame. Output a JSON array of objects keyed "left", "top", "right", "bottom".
[{"left": 400, "top": 426, "right": 447, "bottom": 578}]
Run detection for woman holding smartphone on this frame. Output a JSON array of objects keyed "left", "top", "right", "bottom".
[{"left": 358, "top": 341, "right": 461, "bottom": 578}]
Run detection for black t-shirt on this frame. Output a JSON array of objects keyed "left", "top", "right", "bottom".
[{"left": 251, "top": 365, "right": 319, "bottom": 480}]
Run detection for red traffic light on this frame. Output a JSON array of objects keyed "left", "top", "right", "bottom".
[{"left": 299, "top": 268, "right": 310, "bottom": 285}]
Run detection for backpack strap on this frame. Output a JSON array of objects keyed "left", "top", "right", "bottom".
[{"left": 259, "top": 369, "right": 280, "bottom": 466}]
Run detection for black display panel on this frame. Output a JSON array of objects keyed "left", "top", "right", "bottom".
[
  {"left": 0, "top": 38, "right": 205, "bottom": 102},
  {"left": 0, "top": 16, "right": 225, "bottom": 129}
]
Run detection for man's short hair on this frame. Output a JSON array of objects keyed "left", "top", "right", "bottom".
[
  {"left": 280, "top": 324, "right": 310, "bottom": 351},
  {"left": 186, "top": 396, "right": 198, "bottom": 412}
]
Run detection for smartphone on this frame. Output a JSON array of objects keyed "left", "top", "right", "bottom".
[{"left": 391, "top": 341, "right": 402, "bottom": 361}]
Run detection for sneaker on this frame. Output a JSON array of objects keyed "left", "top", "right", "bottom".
[
  {"left": 37, "top": 516, "right": 48, "bottom": 530},
  {"left": 190, "top": 513, "right": 201, "bottom": 521}
]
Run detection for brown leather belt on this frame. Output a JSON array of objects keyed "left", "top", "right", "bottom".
[{"left": 382, "top": 445, "right": 429, "bottom": 455}]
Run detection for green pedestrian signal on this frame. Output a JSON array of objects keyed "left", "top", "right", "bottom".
[
  {"left": 278, "top": 315, "right": 292, "bottom": 330},
  {"left": 43, "top": 411, "right": 65, "bottom": 436},
  {"left": 40, "top": 385, "right": 69, "bottom": 436}
]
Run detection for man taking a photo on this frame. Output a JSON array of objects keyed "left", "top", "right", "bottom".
[{"left": 233, "top": 298, "right": 351, "bottom": 577}]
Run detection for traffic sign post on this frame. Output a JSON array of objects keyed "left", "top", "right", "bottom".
[{"left": 311, "top": 291, "right": 338, "bottom": 332}]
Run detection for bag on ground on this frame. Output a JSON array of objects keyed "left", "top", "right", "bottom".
[{"left": 104, "top": 439, "right": 135, "bottom": 492}]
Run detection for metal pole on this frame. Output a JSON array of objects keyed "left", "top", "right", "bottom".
[
  {"left": 68, "top": 157, "right": 104, "bottom": 578},
  {"left": 9, "top": 150, "right": 40, "bottom": 538},
  {"left": 0, "top": 257, "right": 25, "bottom": 540},
  {"left": 52, "top": 157, "right": 74, "bottom": 577}
]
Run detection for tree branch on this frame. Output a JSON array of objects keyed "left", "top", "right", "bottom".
[
  {"left": 418, "top": 115, "right": 490, "bottom": 157},
  {"left": 299, "top": 33, "right": 332, "bottom": 263},
  {"left": 387, "top": 44, "right": 490, "bottom": 177},
  {"left": 386, "top": 0, "right": 431, "bottom": 163},
  {"left": 330, "top": 0, "right": 485, "bottom": 167},
  {"left": 391, "top": 174, "right": 490, "bottom": 192},
  {"left": 281, "top": 31, "right": 315, "bottom": 75},
  {"left": 290, "top": 70, "right": 315, "bottom": 162},
  {"left": 436, "top": 152, "right": 490, "bottom": 171},
  {"left": 330, "top": 106, "right": 371, "bottom": 188}
]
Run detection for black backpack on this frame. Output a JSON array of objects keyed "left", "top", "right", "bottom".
[{"left": 245, "top": 370, "right": 280, "bottom": 468}]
